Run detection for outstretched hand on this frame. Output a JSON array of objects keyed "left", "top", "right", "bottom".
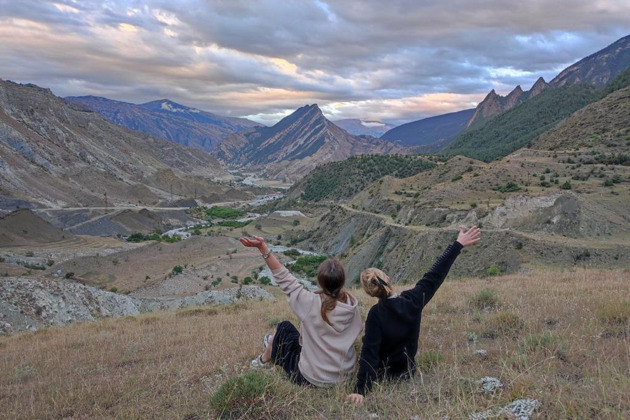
[
  {"left": 346, "top": 393, "right": 364, "bottom": 405},
  {"left": 239, "top": 235, "right": 267, "bottom": 250},
  {"left": 456, "top": 225, "right": 481, "bottom": 247}
]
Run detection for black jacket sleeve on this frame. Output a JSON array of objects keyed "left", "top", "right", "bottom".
[
  {"left": 353, "top": 308, "right": 383, "bottom": 396},
  {"left": 403, "top": 241, "right": 463, "bottom": 309}
]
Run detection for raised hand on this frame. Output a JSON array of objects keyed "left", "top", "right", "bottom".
[
  {"left": 456, "top": 225, "right": 481, "bottom": 247},
  {"left": 239, "top": 235, "right": 267, "bottom": 250}
]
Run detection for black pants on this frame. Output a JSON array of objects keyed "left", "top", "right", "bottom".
[{"left": 270, "top": 321, "right": 311, "bottom": 386}]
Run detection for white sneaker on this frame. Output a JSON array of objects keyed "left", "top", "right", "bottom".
[{"left": 250, "top": 354, "right": 270, "bottom": 369}]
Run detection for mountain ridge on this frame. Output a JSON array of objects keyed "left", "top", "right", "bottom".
[
  {"left": 213, "top": 104, "right": 400, "bottom": 181},
  {"left": 66, "top": 96, "right": 260, "bottom": 153}
]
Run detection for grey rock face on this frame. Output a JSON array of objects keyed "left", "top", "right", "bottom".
[{"left": 0, "top": 277, "right": 275, "bottom": 334}]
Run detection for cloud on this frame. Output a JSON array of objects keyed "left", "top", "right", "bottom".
[{"left": 0, "top": 0, "right": 629, "bottom": 125}]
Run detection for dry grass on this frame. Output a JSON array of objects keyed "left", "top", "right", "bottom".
[{"left": 1, "top": 268, "right": 629, "bottom": 419}]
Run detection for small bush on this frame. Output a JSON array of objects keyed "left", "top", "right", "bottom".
[
  {"left": 64, "top": 272, "right": 75, "bottom": 279},
  {"left": 416, "top": 350, "right": 445, "bottom": 371},
  {"left": 482, "top": 312, "right": 525, "bottom": 338},
  {"left": 109, "top": 287, "right": 118, "bottom": 293},
  {"left": 210, "top": 372, "right": 276, "bottom": 419},
  {"left": 172, "top": 265, "right": 184, "bottom": 275},
  {"left": 560, "top": 181, "right": 572, "bottom": 190},
  {"left": 520, "top": 332, "right": 560, "bottom": 354},
  {"left": 243, "top": 276, "right": 254, "bottom": 285},
  {"left": 283, "top": 249, "right": 301, "bottom": 258},
  {"left": 486, "top": 264, "right": 501, "bottom": 276},
  {"left": 176, "top": 307, "right": 218, "bottom": 317},
  {"left": 597, "top": 300, "right": 630, "bottom": 326},
  {"left": 259, "top": 276, "right": 271, "bottom": 285},
  {"left": 25, "top": 251, "right": 34, "bottom": 257},
  {"left": 469, "top": 288, "right": 500, "bottom": 310},
  {"left": 292, "top": 219, "right": 300, "bottom": 226}
]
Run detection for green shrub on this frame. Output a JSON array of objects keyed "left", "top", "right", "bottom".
[
  {"left": 110, "top": 287, "right": 118, "bottom": 293},
  {"left": 172, "top": 265, "right": 183, "bottom": 275},
  {"left": 416, "top": 350, "right": 445, "bottom": 372},
  {"left": 210, "top": 372, "right": 276, "bottom": 419},
  {"left": 25, "top": 251, "right": 34, "bottom": 257},
  {"left": 243, "top": 276, "right": 254, "bottom": 285},
  {"left": 217, "top": 220, "right": 251, "bottom": 228},
  {"left": 46, "top": 259, "right": 55, "bottom": 266},
  {"left": 486, "top": 264, "right": 501, "bottom": 276},
  {"left": 292, "top": 219, "right": 300, "bottom": 226},
  {"left": 493, "top": 182, "right": 521, "bottom": 193},
  {"left": 289, "top": 255, "right": 328, "bottom": 278},
  {"left": 64, "top": 272, "right": 74, "bottom": 279},
  {"left": 560, "top": 181, "right": 572, "bottom": 190},
  {"left": 259, "top": 276, "right": 271, "bottom": 285},
  {"left": 205, "top": 206, "right": 246, "bottom": 220},
  {"left": 451, "top": 174, "right": 463, "bottom": 182},
  {"left": 520, "top": 332, "right": 560, "bottom": 354},
  {"left": 283, "top": 249, "right": 301, "bottom": 258},
  {"left": 469, "top": 288, "right": 500, "bottom": 310}
]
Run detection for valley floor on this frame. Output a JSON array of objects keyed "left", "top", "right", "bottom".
[{"left": 1, "top": 268, "right": 628, "bottom": 419}]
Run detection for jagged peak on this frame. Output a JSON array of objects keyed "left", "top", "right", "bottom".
[
  {"left": 532, "top": 76, "right": 547, "bottom": 87},
  {"left": 509, "top": 85, "right": 523, "bottom": 94}
]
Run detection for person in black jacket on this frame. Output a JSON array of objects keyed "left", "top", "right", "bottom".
[{"left": 347, "top": 225, "right": 481, "bottom": 404}]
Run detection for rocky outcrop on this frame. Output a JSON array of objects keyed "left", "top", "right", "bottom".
[
  {"left": 466, "top": 78, "right": 548, "bottom": 127},
  {"left": 550, "top": 34, "right": 630, "bottom": 88},
  {"left": 0, "top": 277, "right": 275, "bottom": 334}
]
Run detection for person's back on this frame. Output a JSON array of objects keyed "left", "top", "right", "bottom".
[{"left": 348, "top": 226, "right": 481, "bottom": 403}]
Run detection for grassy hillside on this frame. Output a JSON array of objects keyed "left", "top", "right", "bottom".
[
  {"left": 443, "top": 84, "right": 599, "bottom": 162},
  {"left": 1, "top": 269, "right": 628, "bottom": 419},
  {"left": 294, "top": 154, "right": 436, "bottom": 202}
]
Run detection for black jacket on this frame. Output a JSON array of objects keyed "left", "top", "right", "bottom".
[{"left": 354, "top": 241, "right": 463, "bottom": 395}]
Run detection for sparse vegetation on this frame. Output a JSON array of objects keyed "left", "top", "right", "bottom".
[
  {"left": 1, "top": 269, "right": 629, "bottom": 418},
  {"left": 171, "top": 265, "right": 183, "bottom": 275},
  {"left": 469, "top": 288, "right": 500, "bottom": 310},
  {"left": 298, "top": 154, "right": 435, "bottom": 201}
]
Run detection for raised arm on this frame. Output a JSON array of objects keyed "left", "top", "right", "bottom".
[
  {"left": 240, "top": 236, "right": 315, "bottom": 320},
  {"left": 404, "top": 226, "right": 481, "bottom": 308}
]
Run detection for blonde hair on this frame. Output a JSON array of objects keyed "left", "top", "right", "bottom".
[{"left": 360, "top": 267, "right": 393, "bottom": 300}]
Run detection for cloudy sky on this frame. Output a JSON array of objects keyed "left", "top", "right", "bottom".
[{"left": 1, "top": 1, "right": 629, "bottom": 125}]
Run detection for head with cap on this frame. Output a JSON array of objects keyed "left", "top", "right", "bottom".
[
  {"left": 315, "top": 258, "right": 349, "bottom": 326},
  {"left": 360, "top": 267, "right": 393, "bottom": 300}
]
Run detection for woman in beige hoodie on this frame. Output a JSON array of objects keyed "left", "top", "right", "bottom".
[{"left": 240, "top": 236, "right": 362, "bottom": 387}]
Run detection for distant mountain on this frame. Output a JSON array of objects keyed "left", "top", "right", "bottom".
[
  {"left": 65, "top": 96, "right": 260, "bottom": 152},
  {"left": 443, "top": 84, "right": 599, "bottom": 162},
  {"left": 466, "top": 34, "right": 630, "bottom": 128},
  {"left": 0, "top": 80, "right": 242, "bottom": 209},
  {"left": 380, "top": 108, "right": 474, "bottom": 148},
  {"left": 466, "top": 77, "right": 549, "bottom": 127},
  {"left": 333, "top": 119, "right": 394, "bottom": 137},
  {"left": 550, "top": 35, "right": 630, "bottom": 88},
  {"left": 213, "top": 104, "right": 400, "bottom": 182}
]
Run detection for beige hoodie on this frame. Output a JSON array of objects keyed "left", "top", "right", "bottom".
[{"left": 271, "top": 267, "right": 362, "bottom": 387}]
